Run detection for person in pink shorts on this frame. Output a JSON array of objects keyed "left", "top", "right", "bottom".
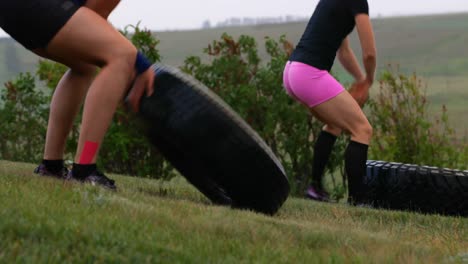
[{"left": 283, "top": 0, "right": 377, "bottom": 203}]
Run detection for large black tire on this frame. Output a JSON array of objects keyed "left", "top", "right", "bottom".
[
  {"left": 360, "top": 160, "right": 468, "bottom": 216},
  {"left": 137, "top": 65, "right": 290, "bottom": 215}
]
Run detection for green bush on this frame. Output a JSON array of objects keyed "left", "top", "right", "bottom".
[
  {"left": 368, "top": 68, "right": 467, "bottom": 170},
  {"left": 0, "top": 73, "right": 49, "bottom": 162}
]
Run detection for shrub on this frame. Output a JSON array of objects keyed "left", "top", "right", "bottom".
[
  {"left": 0, "top": 73, "right": 49, "bottom": 162},
  {"left": 368, "top": 67, "right": 467, "bottom": 169}
]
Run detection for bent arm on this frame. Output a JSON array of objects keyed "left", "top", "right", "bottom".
[
  {"left": 84, "top": 0, "right": 121, "bottom": 19},
  {"left": 337, "top": 37, "right": 365, "bottom": 82},
  {"left": 355, "top": 14, "right": 376, "bottom": 83}
]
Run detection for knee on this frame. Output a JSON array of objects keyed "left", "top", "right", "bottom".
[
  {"left": 359, "top": 122, "right": 373, "bottom": 142},
  {"left": 105, "top": 45, "right": 138, "bottom": 74},
  {"left": 366, "top": 123, "right": 373, "bottom": 139},
  {"left": 348, "top": 120, "right": 373, "bottom": 144},
  {"left": 70, "top": 64, "right": 97, "bottom": 77},
  {"left": 323, "top": 124, "right": 341, "bottom": 136}
]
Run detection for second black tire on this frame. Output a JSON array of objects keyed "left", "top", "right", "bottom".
[{"left": 359, "top": 160, "right": 468, "bottom": 216}]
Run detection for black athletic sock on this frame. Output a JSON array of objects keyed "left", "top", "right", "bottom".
[
  {"left": 345, "top": 141, "right": 369, "bottom": 203},
  {"left": 42, "top": 159, "right": 64, "bottom": 173},
  {"left": 311, "top": 131, "right": 337, "bottom": 189},
  {"left": 72, "top": 163, "right": 97, "bottom": 180}
]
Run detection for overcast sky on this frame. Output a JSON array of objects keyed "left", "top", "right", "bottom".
[{"left": 1, "top": 0, "right": 468, "bottom": 37}]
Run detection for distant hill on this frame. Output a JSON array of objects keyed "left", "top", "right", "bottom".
[
  {"left": 2, "top": 13, "right": 468, "bottom": 77},
  {"left": 2, "top": 12, "right": 468, "bottom": 80},
  {"left": 0, "top": 12, "right": 467, "bottom": 132},
  {"left": 0, "top": 38, "right": 37, "bottom": 86},
  {"left": 156, "top": 13, "right": 468, "bottom": 72}
]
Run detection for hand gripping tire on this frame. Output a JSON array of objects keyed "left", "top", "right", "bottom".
[{"left": 137, "top": 64, "right": 290, "bottom": 215}]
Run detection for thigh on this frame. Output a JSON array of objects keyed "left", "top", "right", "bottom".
[
  {"left": 34, "top": 48, "right": 96, "bottom": 76},
  {"left": 311, "top": 91, "right": 369, "bottom": 134},
  {"left": 44, "top": 7, "right": 136, "bottom": 69}
]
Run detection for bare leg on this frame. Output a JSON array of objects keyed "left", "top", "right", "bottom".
[
  {"left": 307, "top": 113, "right": 342, "bottom": 196},
  {"left": 322, "top": 124, "right": 341, "bottom": 137},
  {"left": 311, "top": 91, "right": 372, "bottom": 144},
  {"left": 39, "top": 62, "right": 96, "bottom": 160},
  {"left": 310, "top": 91, "right": 372, "bottom": 202},
  {"left": 43, "top": 8, "right": 137, "bottom": 163}
]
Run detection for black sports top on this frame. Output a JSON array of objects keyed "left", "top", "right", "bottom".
[{"left": 289, "top": 0, "right": 369, "bottom": 71}]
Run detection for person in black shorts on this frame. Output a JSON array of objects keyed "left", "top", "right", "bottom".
[
  {"left": 283, "top": 0, "right": 376, "bottom": 203},
  {"left": 0, "top": 0, "right": 155, "bottom": 189}
]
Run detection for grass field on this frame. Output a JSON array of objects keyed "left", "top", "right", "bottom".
[{"left": 1, "top": 160, "right": 467, "bottom": 263}]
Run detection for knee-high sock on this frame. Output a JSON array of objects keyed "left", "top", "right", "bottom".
[
  {"left": 345, "top": 141, "right": 369, "bottom": 202},
  {"left": 311, "top": 131, "right": 337, "bottom": 189}
]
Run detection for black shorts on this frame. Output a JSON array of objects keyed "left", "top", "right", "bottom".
[{"left": 0, "top": 0, "right": 81, "bottom": 50}]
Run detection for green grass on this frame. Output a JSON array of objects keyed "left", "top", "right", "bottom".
[{"left": 1, "top": 160, "right": 467, "bottom": 263}]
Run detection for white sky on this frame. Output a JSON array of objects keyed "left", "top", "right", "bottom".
[{"left": 1, "top": 0, "right": 468, "bottom": 36}]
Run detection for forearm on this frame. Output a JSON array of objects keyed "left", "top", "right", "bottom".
[
  {"left": 338, "top": 49, "right": 365, "bottom": 81},
  {"left": 354, "top": 14, "right": 377, "bottom": 84},
  {"left": 84, "top": 0, "right": 121, "bottom": 19},
  {"left": 362, "top": 53, "right": 376, "bottom": 83}
]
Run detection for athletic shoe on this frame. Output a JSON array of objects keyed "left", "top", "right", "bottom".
[
  {"left": 33, "top": 164, "right": 69, "bottom": 179},
  {"left": 69, "top": 169, "right": 117, "bottom": 190},
  {"left": 305, "top": 186, "right": 330, "bottom": 202}
]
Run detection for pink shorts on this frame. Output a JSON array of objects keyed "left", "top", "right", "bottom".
[{"left": 282, "top": 61, "right": 345, "bottom": 108}]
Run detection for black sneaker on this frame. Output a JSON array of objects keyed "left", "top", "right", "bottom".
[
  {"left": 69, "top": 169, "right": 117, "bottom": 190},
  {"left": 34, "top": 164, "right": 69, "bottom": 179}
]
